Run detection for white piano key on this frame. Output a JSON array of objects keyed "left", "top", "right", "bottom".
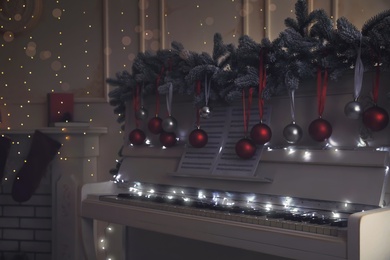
[
  {"left": 316, "top": 226, "right": 324, "bottom": 235},
  {"left": 330, "top": 227, "right": 338, "bottom": 237},
  {"left": 295, "top": 223, "right": 303, "bottom": 231},
  {"left": 251, "top": 217, "right": 258, "bottom": 225},
  {"left": 323, "top": 226, "right": 331, "bottom": 236},
  {"left": 309, "top": 225, "right": 317, "bottom": 234}
]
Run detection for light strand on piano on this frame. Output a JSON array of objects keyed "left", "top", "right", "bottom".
[{"left": 98, "top": 222, "right": 117, "bottom": 260}]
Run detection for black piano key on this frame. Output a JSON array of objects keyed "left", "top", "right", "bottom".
[
  {"left": 309, "top": 217, "right": 331, "bottom": 225},
  {"left": 284, "top": 213, "right": 303, "bottom": 221},
  {"left": 202, "top": 202, "right": 216, "bottom": 210},
  {"left": 164, "top": 196, "right": 183, "bottom": 205},
  {"left": 152, "top": 196, "right": 165, "bottom": 203},
  {"left": 229, "top": 206, "right": 244, "bottom": 214},
  {"left": 330, "top": 219, "right": 348, "bottom": 227},
  {"left": 190, "top": 200, "right": 204, "bottom": 208},
  {"left": 212, "top": 204, "right": 228, "bottom": 212},
  {"left": 300, "top": 216, "right": 311, "bottom": 222},
  {"left": 244, "top": 208, "right": 265, "bottom": 216},
  {"left": 117, "top": 193, "right": 136, "bottom": 199},
  {"left": 266, "top": 211, "right": 288, "bottom": 219}
]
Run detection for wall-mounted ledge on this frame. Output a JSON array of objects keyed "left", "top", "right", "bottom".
[{"left": 0, "top": 126, "right": 108, "bottom": 135}]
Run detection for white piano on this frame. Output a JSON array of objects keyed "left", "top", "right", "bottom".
[{"left": 81, "top": 82, "right": 390, "bottom": 260}]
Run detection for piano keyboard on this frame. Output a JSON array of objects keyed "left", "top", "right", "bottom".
[{"left": 99, "top": 194, "right": 349, "bottom": 238}]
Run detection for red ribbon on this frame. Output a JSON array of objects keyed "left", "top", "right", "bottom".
[
  {"left": 195, "top": 80, "right": 201, "bottom": 127},
  {"left": 133, "top": 84, "right": 140, "bottom": 128},
  {"left": 242, "top": 88, "right": 254, "bottom": 135},
  {"left": 317, "top": 68, "right": 328, "bottom": 117},
  {"left": 258, "top": 50, "right": 266, "bottom": 120},
  {"left": 155, "top": 66, "right": 165, "bottom": 116},
  {"left": 373, "top": 65, "right": 380, "bottom": 104}
]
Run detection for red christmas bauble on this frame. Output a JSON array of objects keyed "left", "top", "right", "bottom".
[
  {"left": 148, "top": 116, "right": 163, "bottom": 134},
  {"left": 250, "top": 123, "right": 272, "bottom": 145},
  {"left": 129, "top": 128, "right": 146, "bottom": 145},
  {"left": 235, "top": 138, "right": 256, "bottom": 159},
  {"left": 159, "top": 131, "right": 177, "bottom": 147},
  {"left": 308, "top": 118, "right": 332, "bottom": 142},
  {"left": 362, "top": 106, "right": 389, "bottom": 131},
  {"left": 189, "top": 128, "right": 208, "bottom": 148}
]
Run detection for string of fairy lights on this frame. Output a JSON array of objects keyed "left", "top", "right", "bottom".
[{"left": 0, "top": 0, "right": 105, "bottom": 127}]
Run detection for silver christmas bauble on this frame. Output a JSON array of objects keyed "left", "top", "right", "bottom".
[
  {"left": 135, "top": 107, "right": 149, "bottom": 120},
  {"left": 199, "top": 106, "right": 211, "bottom": 119},
  {"left": 162, "top": 116, "right": 178, "bottom": 133},
  {"left": 283, "top": 122, "right": 303, "bottom": 144},
  {"left": 344, "top": 100, "right": 363, "bottom": 119}
]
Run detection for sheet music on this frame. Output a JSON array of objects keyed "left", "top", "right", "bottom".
[{"left": 176, "top": 105, "right": 271, "bottom": 178}]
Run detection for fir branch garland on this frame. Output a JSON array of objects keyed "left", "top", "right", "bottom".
[{"left": 107, "top": 1, "right": 390, "bottom": 110}]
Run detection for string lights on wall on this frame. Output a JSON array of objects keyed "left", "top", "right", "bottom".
[{"left": 0, "top": 0, "right": 108, "bottom": 129}]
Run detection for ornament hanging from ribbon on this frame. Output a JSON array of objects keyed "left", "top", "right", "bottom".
[
  {"left": 199, "top": 75, "right": 212, "bottom": 119},
  {"left": 235, "top": 88, "right": 256, "bottom": 159},
  {"left": 344, "top": 37, "right": 364, "bottom": 119},
  {"left": 362, "top": 63, "right": 389, "bottom": 131},
  {"left": 250, "top": 50, "right": 272, "bottom": 145},
  {"left": 283, "top": 89, "right": 303, "bottom": 144},
  {"left": 308, "top": 68, "right": 332, "bottom": 142},
  {"left": 129, "top": 84, "right": 146, "bottom": 146},
  {"left": 135, "top": 83, "right": 149, "bottom": 121},
  {"left": 148, "top": 67, "right": 164, "bottom": 135},
  {"left": 189, "top": 80, "right": 208, "bottom": 148},
  {"left": 160, "top": 83, "right": 177, "bottom": 147}
]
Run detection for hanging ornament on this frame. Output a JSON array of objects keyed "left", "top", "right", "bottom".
[
  {"left": 308, "top": 118, "right": 332, "bottom": 142},
  {"left": 162, "top": 115, "right": 178, "bottom": 133},
  {"left": 345, "top": 36, "right": 364, "bottom": 119},
  {"left": 135, "top": 106, "right": 149, "bottom": 120},
  {"left": 159, "top": 131, "right": 177, "bottom": 147},
  {"left": 363, "top": 105, "right": 389, "bottom": 131},
  {"left": 129, "top": 129, "right": 146, "bottom": 146},
  {"left": 159, "top": 83, "right": 178, "bottom": 147},
  {"left": 148, "top": 66, "right": 164, "bottom": 135},
  {"left": 283, "top": 122, "right": 303, "bottom": 144},
  {"left": 309, "top": 68, "right": 332, "bottom": 142},
  {"left": 235, "top": 88, "right": 256, "bottom": 159},
  {"left": 283, "top": 90, "right": 302, "bottom": 144},
  {"left": 134, "top": 83, "right": 148, "bottom": 120},
  {"left": 148, "top": 116, "right": 163, "bottom": 134},
  {"left": 199, "top": 106, "right": 211, "bottom": 119},
  {"left": 362, "top": 65, "right": 389, "bottom": 131},
  {"left": 250, "top": 50, "right": 272, "bottom": 145},
  {"left": 129, "top": 85, "right": 146, "bottom": 145},
  {"left": 250, "top": 123, "right": 272, "bottom": 145},
  {"left": 199, "top": 75, "right": 212, "bottom": 119},
  {"left": 344, "top": 100, "right": 363, "bottom": 119},
  {"left": 161, "top": 83, "right": 178, "bottom": 133},
  {"left": 235, "top": 138, "right": 256, "bottom": 159},
  {"left": 189, "top": 128, "right": 208, "bottom": 148},
  {"left": 189, "top": 80, "right": 208, "bottom": 148}
]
